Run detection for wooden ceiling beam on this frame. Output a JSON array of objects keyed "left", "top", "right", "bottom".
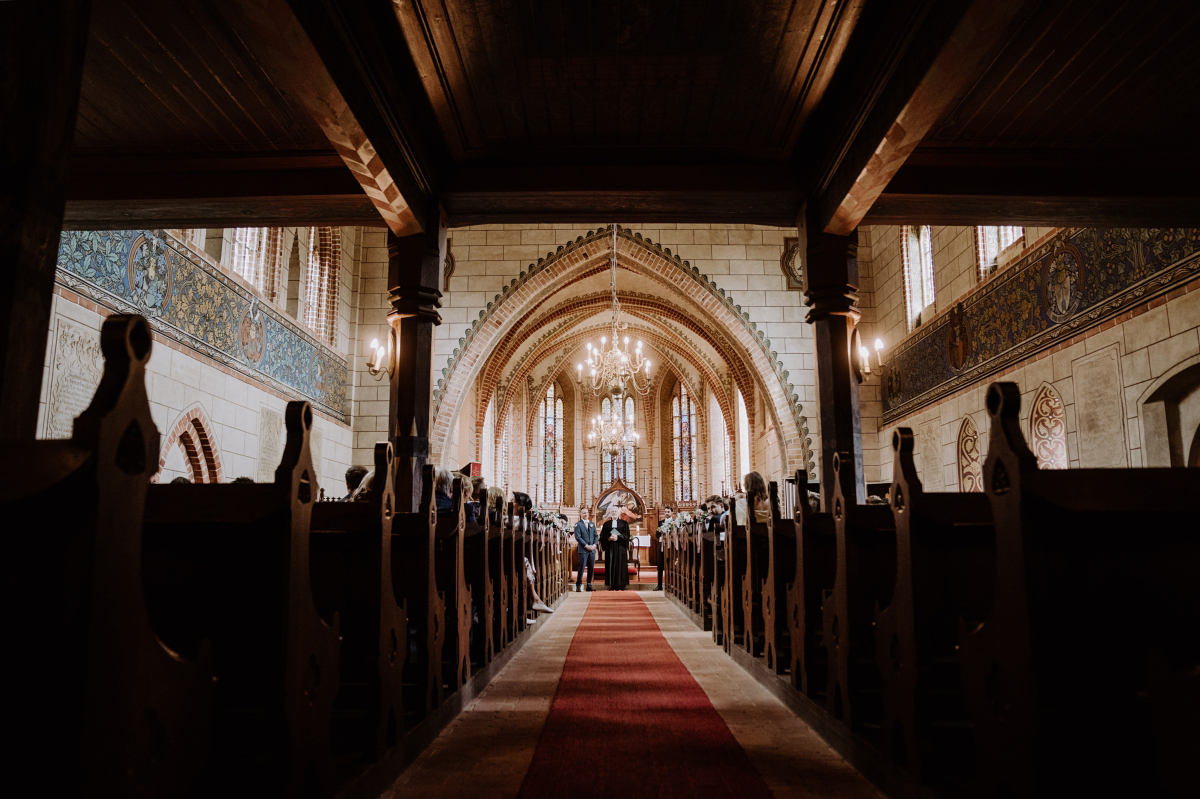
[
  {"left": 441, "top": 165, "right": 802, "bottom": 227},
  {"left": 805, "top": 0, "right": 1031, "bottom": 235},
  {"left": 862, "top": 148, "right": 1200, "bottom": 226},
  {"left": 62, "top": 152, "right": 382, "bottom": 229},
  {"left": 188, "top": 0, "right": 429, "bottom": 235},
  {"left": 284, "top": 0, "right": 449, "bottom": 232}
]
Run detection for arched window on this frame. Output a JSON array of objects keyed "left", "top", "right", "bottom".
[
  {"left": 902, "top": 224, "right": 936, "bottom": 331},
  {"left": 1030, "top": 383, "right": 1068, "bottom": 470},
  {"left": 304, "top": 226, "right": 341, "bottom": 345},
  {"left": 600, "top": 395, "right": 635, "bottom": 486},
  {"left": 976, "top": 226, "right": 1023, "bottom": 279},
  {"left": 541, "top": 384, "right": 564, "bottom": 503},
  {"left": 228, "top": 227, "right": 285, "bottom": 303},
  {"left": 673, "top": 382, "right": 697, "bottom": 502},
  {"left": 957, "top": 416, "right": 983, "bottom": 492}
]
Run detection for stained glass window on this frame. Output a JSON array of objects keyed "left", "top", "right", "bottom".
[
  {"left": 600, "top": 396, "right": 635, "bottom": 486},
  {"left": 672, "top": 383, "right": 697, "bottom": 502},
  {"left": 541, "top": 384, "right": 563, "bottom": 503}
]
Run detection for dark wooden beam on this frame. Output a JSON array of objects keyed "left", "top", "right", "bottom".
[
  {"left": 441, "top": 165, "right": 801, "bottom": 227},
  {"left": 63, "top": 152, "right": 382, "bottom": 229},
  {"left": 797, "top": 0, "right": 1031, "bottom": 235},
  {"left": 285, "top": 0, "right": 448, "bottom": 233},
  {"left": 199, "top": 0, "right": 426, "bottom": 235},
  {"left": 0, "top": 0, "right": 92, "bottom": 439},
  {"left": 864, "top": 148, "right": 1200, "bottom": 226},
  {"left": 863, "top": 195, "right": 1200, "bottom": 228}
]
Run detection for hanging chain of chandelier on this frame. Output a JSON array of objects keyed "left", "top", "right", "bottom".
[{"left": 578, "top": 225, "right": 651, "bottom": 457}]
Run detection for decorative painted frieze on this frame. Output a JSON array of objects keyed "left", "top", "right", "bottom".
[
  {"left": 883, "top": 227, "right": 1200, "bottom": 423},
  {"left": 56, "top": 229, "right": 348, "bottom": 421}
]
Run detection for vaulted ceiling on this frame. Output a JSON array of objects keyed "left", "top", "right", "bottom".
[{"left": 63, "top": 0, "right": 1200, "bottom": 232}]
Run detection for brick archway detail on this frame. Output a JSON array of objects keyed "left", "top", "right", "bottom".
[
  {"left": 156, "top": 405, "right": 224, "bottom": 483},
  {"left": 475, "top": 292, "right": 757, "bottom": 446},
  {"left": 432, "top": 226, "right": 811, "bottom": 475}
]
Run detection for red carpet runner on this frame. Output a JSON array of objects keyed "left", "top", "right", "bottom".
[{"left": 518, "top": 592, "right": 773, "bottom": 798}]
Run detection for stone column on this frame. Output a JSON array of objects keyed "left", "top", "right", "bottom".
[
  {"left": 0, "top": 0, "right": 92, "bottom": 439},
  {"left": 801, "top": 207, "right": 865, "bottom": 507},
  {"left": 387, "top": 214, "right": 445, "bottom": 512}
]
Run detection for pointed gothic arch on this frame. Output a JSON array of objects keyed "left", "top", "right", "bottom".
[{"left": 431, "top": 226, "right": 812, "bottom": 475}]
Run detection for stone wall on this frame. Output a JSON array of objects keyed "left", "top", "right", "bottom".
[{"left": 859, "top": 224, "right": 1200, "bottom": 487}]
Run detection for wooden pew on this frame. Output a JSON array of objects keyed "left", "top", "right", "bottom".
[
  {"left": 765, "top": 480, "right": 798, "bottom": 675},
  {"left": 874, "top": 430, "right": 994, "bottom": 787},
  {"left": 309, "top": 441, "right": 406, "bottom": 763},
  {"left": 462, "top": 484, "right": 492, "bottom": 669},
  {"left": 2, "top": 314, "right": 210, "bottom": 797},
  {"left": 486, "top": 493, "right": 509, "bottom": 655},
  {"left": 700, "top": 518, "right": 716, "bottom": 631},
  {"left": 723, "top": 510, "right": 748, "bottom": 654},
  {"left": 744, "top": 492, "right": 774, "bottom": 660},
  {"left": 511, "top": 505, "right": 529, "bottom": 631},
  {"left": 143, "top": 401, "right": 340, "bottom": 798},
  {"left": 786, "top": 477, "right": 837, "bottom": 701},
  {"left": 434, "top": 476, "right": 472, "bottom": 695},
  {"left": 822, "top": 451, "right": 897, "bottom": 744},
  {"left": 390, "top": 465, "right": 444, "bottom": 721},
  {"left": 708, "top": 514, "right": 727, "bottom": 644},
  {"left": 960, "top": 382, "right": 1200, "bottom": 796}
]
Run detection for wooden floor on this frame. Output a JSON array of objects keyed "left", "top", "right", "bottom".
[{"left": 383, "top": 593, "right": 884, "bottom": 799}]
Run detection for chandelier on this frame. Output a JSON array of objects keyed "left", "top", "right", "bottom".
[
  {"left": 588, "top": 407, "right": 640, "bottom": 457},
  {"left": 577, "top": 225, "right": 652, "bottom": 398}
]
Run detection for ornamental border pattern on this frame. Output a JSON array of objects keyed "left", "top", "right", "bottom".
[
  {"left": 882, "top": 227, "right": 1200, "bottom": 424},
  {"left": 55, "top": 229, "right": 349, "bottom": 421}
]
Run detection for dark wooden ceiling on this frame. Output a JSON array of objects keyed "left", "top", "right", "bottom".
[
  {"left": 398, "top": 0, "right": 859, "bottom": 164},
  {"left": 59, "top": 0, "right": 1200, "bottom": 230},
  {"left": 75, "top": 0, "right": 329, "bottom": 154}
]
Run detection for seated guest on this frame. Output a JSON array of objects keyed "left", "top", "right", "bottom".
[
  {"left": 485, "top": 485, "right": 505, "bottom": 525},
  {"left": 231, "top": 476, "right": 255, "bottom": 484},
  {"left": 704, "top": 495, "right": 728, "bottom": 532},
  {"left": 464, "top": 475, "right": 485, "bottom": 524},
  {"left": 350, "top": 469, "right": 375, "bottom": 502},
  {"left": 512, "top": 491, "right": 533, "bottom": 514},
  {"left": 343, "top": 464, "right": 368, "bottom": 500},
  {"left": 170, "top": 476, "right": 190, "bottom": 484},
  {"left": 434, "top": 468, "right": 455, "bottom": 516},
  {"left": 743, "top": 471, "right": 771, "bottom": 523},
  {"left": 524, "top": 557, "right": 553, "bottom": 614}
]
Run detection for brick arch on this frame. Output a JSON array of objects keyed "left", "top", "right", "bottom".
[
  {"left": 495, "top": 322, "right": 735, "bottom": 466},
  {"left": 156, "top": 405, "right": 224, "bottom": 483},
  {"left": 475, "top": 291, "right": 757, "bottom": 445},
  {"left": 431, "top": 226, "right": 811, "bottom": 474}
]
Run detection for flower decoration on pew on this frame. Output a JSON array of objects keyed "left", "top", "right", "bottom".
[{"left": 530, "top": 507, "right": 568, "bottom": 532}]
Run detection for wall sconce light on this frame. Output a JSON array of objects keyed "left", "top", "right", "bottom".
[
  {"left": 852, "top": 329, "right": 885, "bottom": 383},
  {"left": 366, "top": 329, "right": 395, "bottom": 380}
]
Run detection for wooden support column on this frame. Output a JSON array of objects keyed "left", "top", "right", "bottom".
[
  {"left": 0, "top": 0, "right": 92, "bottom": 439},
  {"left": 388, "top": 214, "right": 444, "bottom": 512},
  {"left": 802, "top": 207, "right": 865, "bottom": 508}
]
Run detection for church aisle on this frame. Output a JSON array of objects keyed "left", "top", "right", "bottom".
[{"left": 384, "top": 593, "right": 883, "bottom": 799}]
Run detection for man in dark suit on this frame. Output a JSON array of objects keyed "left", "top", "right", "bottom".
[{"left": 573, "top": 506, "right": 598, "bottom": 592}]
